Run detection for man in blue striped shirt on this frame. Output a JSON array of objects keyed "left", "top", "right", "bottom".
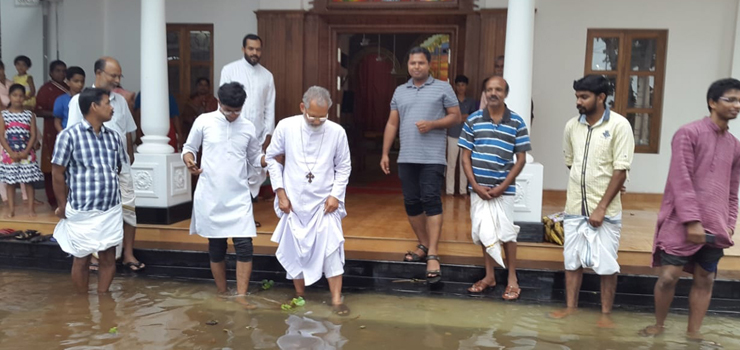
[
  {"left": 459, "top": 76, "right": 531, "bottom": 300},
  {"left": 51, "top": 88, "right": 128, "bottom": 294}
]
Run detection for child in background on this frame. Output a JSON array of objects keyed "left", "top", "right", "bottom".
[
  {"left": 12, "top": 56, "right": 36, "bottom": 110},
  {"left": 0, "top": 84, "right": 44, "bottom": 217},
  {"left": 53, "top": 67, "right": 86, "bottom": 133},
  {"left": 0, "top": 64, "right": 32, "bottom": 205}
]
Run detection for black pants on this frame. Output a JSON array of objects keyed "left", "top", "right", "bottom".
[
  {"left": 208, "top": 237, "right": 254, "bottom": 263},
  {"left": 398, "top": 163, "right": 445, "bottom": 216}
]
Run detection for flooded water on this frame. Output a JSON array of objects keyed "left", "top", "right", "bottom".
[{"left": 0, "top": 270, "right": 737, "bottom": 349}]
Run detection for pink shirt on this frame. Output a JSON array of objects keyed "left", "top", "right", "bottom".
[
  {"left": 653, "top": 117, "right": 740, "bottom": 268},
  {"left": 0, "top": 79, "right": 13, "bottom": 107}
]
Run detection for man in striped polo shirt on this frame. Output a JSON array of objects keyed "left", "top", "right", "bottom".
[
  {"left": 380, "top": 47, "right": 462, "bottom": 283},
  {"left": 459, "top": 76, "right": 531, "bottom": 300},
  {"left": 550, "top": 75, "right": 634, "bottom": 327}
]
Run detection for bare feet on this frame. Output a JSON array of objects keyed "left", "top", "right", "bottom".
[
  {"left": 234, "top": 295, "right": 257, "bottom": 310},
  {"left": 596, "top": 313, "right": 615, "bottom": 328},
  {"left": 28, "top": 211, "right": 36, "bottom": 218},
  {"left": 549, "top": 307, "right": 577, "bottom": 319},
  {"left": 5, "top": 212, "right": 14, "bottom": 219},
  {"left": 638, "top": 324, "right": 664, "bottom": 337}
]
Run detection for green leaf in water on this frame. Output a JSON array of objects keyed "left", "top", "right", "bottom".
[
  {"left": 281, "top": 303, "right": 292, "bottom": 311},
  {"left": 108, "top": 326, "right": 118, "bottom": 334},
  {"left": 261, "top": 279, "right": 275, "bottom": 290}
]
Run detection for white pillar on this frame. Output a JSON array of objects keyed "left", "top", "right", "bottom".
[
  {"left": 132, "top": 0, "right": 191, "bottom": 224},
  {"left": 503, "top": 0, "right": 543, "bottom": 225},
  {"left": 503, "top": 0, "right": 534, "bottom": 133},
  {"left": 46, "top": 1, "right": 58, "bottom": 61},
  {"left": 732, "top": 1, "right": 740, "bottom": 78},
  {"left": 138, "top": 0, "right": 173, "bottom": 154}
]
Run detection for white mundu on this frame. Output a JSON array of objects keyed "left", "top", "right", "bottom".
[
  {"left": 220, "top": 58, "right": 275, "bottom": 197},
  {"left": 181, "top": 110, "right": 264, "bottom": 238},
  {"left": 266, "top": 115, "right": 351, "bottom": 286}
]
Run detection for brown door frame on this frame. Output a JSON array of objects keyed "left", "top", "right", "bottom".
[{"left": 322, "top": 18, "right": 467, "bottom": 122}]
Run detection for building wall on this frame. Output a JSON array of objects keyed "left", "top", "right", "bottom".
[
  {"left": 0, "top": 1, "right": 44, "bottom": 83},
  {"left": 520, "top": 0, "right": 738, "bottom": 193}
]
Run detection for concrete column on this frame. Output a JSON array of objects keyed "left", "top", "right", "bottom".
[
  {"left": 132, "top": 0, "right": 191, "bottom": 224},
  {"left": 46, "top": 0, "right": 58, "bottom": 61},
  {"left": 138, "top": 0, "right": 173, "bottom": 154},
  {"left": 503, "top": 0, "right": 543, "bottom": 226}
]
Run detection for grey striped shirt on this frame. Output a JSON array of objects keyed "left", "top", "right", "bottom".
[{"left": 391, "top": 76, "right": 458, "bottom": 165}]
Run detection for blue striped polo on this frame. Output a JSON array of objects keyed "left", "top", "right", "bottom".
[{"left": 458, "top": 107, "right": 532, "bottom": 195}]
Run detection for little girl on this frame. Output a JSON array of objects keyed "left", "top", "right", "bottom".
[
  {"left": 12, "top": 55, "right": 36, "bottom": 110},
  {"left": 0, "top": 84, "right": 44, "bottom": 217}
]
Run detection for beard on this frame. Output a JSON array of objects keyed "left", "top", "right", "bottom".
[{"left": 244, "top": 54, "right": 260, "bottom": 66}]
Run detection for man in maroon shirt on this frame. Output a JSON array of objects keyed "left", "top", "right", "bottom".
[
  {"left": 35, "top": 60, "right": 68, "bottom": 208},
  {"left": 640, "top": 78, "right": 740, "bottom": 344}
]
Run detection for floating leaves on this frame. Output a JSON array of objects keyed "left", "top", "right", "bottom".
[
  {"left": 108, "top": 326, "right": 118, "bottom": 334},
  {"left": 280, "top": 296, "right": 306, "bottom": 311},
  {"left": 261, "top": 279, "right": 275, "bottom": 290}
]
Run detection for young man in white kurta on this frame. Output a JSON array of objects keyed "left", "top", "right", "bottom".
[
  {"left": 266, "top": 86, "right": 352, "bottom": 316},
  {"left": 182, "top": 82, "right": 266, "bottom": 300},
  {"left": 220, "top": 34, "right": 276, "bottom": 201}
]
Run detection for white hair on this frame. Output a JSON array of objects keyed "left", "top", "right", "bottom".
[{"left": 302, "top": 86, "right": 332, "bottom": 108}]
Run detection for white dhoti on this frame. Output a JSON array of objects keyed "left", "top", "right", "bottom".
[
  {"left": 563, "top": 214, "right": 622, "bottom": 275},
  {"left": 53, "top": 204, "right": 124, "bottom": 258},
  {"left": 119, "top": 170, "right": 137, "bottom": 227},
  {"left": 271, "top": 200, "right": 346, "bottom": 287},
  {"left": 470, "top": 193, "right": 519, "bottom": 268}
]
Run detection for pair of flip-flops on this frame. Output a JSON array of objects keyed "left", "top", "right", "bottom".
[{"left": 1, "top": 230, "right": 41, "bottom": 241}]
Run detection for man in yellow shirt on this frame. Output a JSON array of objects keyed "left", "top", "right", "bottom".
[{"left": 550, "top": 75, "right": 635, "bottom": 328}]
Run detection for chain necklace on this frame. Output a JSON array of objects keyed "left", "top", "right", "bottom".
[{"left": 300, "top": 124, "right": 325, "bottom": 183}]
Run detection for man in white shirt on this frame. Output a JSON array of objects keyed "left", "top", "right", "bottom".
[
  {"left": 220, "top": 34, "right": 276, "bottom": 228},
  {"left": 66, "top": 57, "right": 143, "bottom": 272},
  {"left": 182, "top": 82, "right": 267, "bottom": 306}
]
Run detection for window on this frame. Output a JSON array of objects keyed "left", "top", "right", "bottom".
[
  {"left": 584, "top": 29, "right": 668, "bottom": 154},
  {"left": 166, "top": 24, "right": 214, "bottom": 108}
]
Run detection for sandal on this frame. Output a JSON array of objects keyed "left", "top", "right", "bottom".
[
  {"left": 14, "top": 230, "right": 39, "bottom": 241},
  {"left": 403, "top": 244, "right": 428, "bottom": 262},
  {"left": 468, "top": 279, "right": 496, "bottom": 293},
  {"left": 89, "top": 263, "right": 99, "bottom": 272},
  {"left": 29, "top": 234, "right": 51, "bottom": 243},
  {"left": 332, "top": 303, "right": 350, "bottom": 316},
  {"left": 502, "top": 285, "right": 521, "bottom": 300},
  {"left": 0, "top": 229, "right": 18, "bottom": 239},
  {"left": 123, "top": 261, "right": 146, "bottom": 272},
  {"left": 426, "top": 255, "right": 442, "bottom": 284}
]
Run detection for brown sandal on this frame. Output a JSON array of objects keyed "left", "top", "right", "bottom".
[
  {"left": 403, "top": 244, "right": 428, "bottom": 262},
  {"left": 468, "top": 279, "right": 496, "bottom": 293},
  {"left": 502, "top": 285, "right": 521, "bottom": 300}
]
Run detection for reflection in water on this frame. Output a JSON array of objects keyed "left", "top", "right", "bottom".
[{"left": 0, "top": 270, "right": 739, "bottom": 349}]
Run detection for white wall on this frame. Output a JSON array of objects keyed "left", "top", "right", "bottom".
[
  {"left": 55, "top": 0, "right": 260, "bottom": 93},
  {"left": 521, "top": 0, "right": 738, "bottom": 193},
  {"left": 0, "top": 1, "right": 44, "bottom": 83}
]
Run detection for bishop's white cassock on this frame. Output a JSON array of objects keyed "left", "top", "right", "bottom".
[
  {"left": 182, "top": 110, "right": 264, "bottom": 238},
  {"left": 220, "top": 58, "right": 275, "bottom": 197},
  {"left": 266, "top": 115, "right": 351, "bottom": 286}
]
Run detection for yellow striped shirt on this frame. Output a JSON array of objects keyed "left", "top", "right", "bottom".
[{"left": 563, "top": 110, "right": 635, "bottom": 217}]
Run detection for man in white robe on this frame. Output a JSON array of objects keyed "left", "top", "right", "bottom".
[
  {"left": 220, "top": 33, "right": 276, "bottom": 224},
  {"left": 266, "top": 86, "right": 352, "bottom": 316},
  {"left": 182, "top": 82, "right": 266, "bottom": 303}
]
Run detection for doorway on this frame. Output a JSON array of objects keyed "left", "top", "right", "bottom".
[{"left": 334, "top": 32, "right": 453, "bottom": 191}]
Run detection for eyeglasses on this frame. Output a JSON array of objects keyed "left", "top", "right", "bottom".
[
  {"left": 101, "top": 71, "right": 124, "bottom": 80},
  {"left": 304, "top": 113, "right": 327, "bottom": 122},
  {"left": 220, "top": 107, "right": 242, "bottom": 116},
  {"left": 719, "top": 97, "right": 740, "bottom": 105}
]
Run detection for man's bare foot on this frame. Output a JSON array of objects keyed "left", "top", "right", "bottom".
[
  {"left": 5, "top": 212, "right": 14, "bottom": 219},
  {"left": 638, "top": 324, "right": 664, "bottom": 337},
  {"left": 549, "top": 307, "right": 577, "bottom": 319},
  {"left": 234, "top": 295, "right": 257, "bottom": 310},
  {"left": 28, "top": 211, "right": 36, "bottom": 218},
  {"left": 596, "top": 313, "right": 615, "bottom": 328}
]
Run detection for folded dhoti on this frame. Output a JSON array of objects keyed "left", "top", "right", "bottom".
[
  {"left": 470, "top": 193, "right": 519, "bottom": 268},
  {"left": 53, "top": 204, "right": 124, "bottom": 258},
  {"left": 563, "top": 214, "right": 622, "bottom": 275}
]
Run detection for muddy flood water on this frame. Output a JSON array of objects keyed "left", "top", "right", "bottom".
[{"left": 0, "top": 270, "right": 738, "bottom": 349}]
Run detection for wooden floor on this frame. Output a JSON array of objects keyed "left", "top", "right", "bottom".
[{"left": 4, "top": 190, "right": 740, "bottom": 278}]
